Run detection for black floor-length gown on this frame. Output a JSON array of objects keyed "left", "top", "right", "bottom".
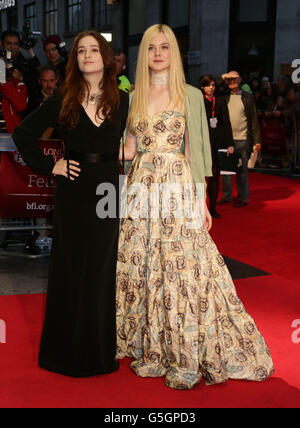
[{"left": 13, "top": 90, "right": 129, "bottom": 377}]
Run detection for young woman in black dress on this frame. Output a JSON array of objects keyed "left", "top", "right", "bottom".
[
  {"left": 13, "top": 31, "right": 129, "bottom": 377},
  {"left": 199, "top": 75, "right": 234, "bottom": 218}
]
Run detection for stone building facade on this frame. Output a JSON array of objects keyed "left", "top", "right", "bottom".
[{"left": 0, "top": 0, "right": 299, "bottom": 85}]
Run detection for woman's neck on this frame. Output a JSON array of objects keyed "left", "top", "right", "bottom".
[
  {"left": 150, "top": 70, "right": 169, "bottom": 87},
  {"left": 84, "top": 71, "right": 103, "bottom": 95}
]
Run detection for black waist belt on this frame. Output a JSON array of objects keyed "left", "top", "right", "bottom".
[{"left": 67, "top": 150, "right": 119, "bottom": 163}]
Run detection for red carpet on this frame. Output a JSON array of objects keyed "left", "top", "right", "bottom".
[{"left": 0, "top": 172, "right": 300, "bottom": 408}]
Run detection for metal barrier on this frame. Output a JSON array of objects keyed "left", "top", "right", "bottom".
[
  {"left": 259, "top": 115, "right": 300, "bottom": 171},
  {"left": 0, "top": 218, "right": 52, "bottom": 232},
  {"left": 259, "top": 116, "right": 287, "bottom": 166}
]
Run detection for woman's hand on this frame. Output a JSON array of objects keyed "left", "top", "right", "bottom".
[
  {"left": 254, "top": 144, "right": 262, "bottom": 152},
  {"left": 203, "top": 201, "right": 212, "bottom": 232},
  {"left": 227, "top": 146, "right": 234, "bottom": 157},
  {"left": 52, "top": 159, "right": 81, "bottom": 181}
]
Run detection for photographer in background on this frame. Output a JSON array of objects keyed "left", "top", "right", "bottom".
[
  {"left": 43, "top": 35, "right": 68, "bottom": 84},
  {"left": 1, "top": 30, "right": 40, "bottom": 116},
  {"left": 26, "top": 65, "right": 59, "bottom": 115}
]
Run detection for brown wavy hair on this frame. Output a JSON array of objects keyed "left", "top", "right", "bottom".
[{"left": 59, "top": 30, "right": 120, "bottom": 129}]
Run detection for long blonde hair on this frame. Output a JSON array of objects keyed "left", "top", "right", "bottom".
[{"left": 128, "top": 24, "right": 187, "bottom": 133}]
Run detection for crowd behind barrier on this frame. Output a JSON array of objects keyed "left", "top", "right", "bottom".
[
  {"left": 0, "top": 26, "right": 299, "bottom": 252},
  {"left": 245, "top": 75, "right": 300, "bottom": 171}
]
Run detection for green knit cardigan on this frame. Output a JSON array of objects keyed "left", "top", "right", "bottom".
[{"left": 122, "top": 84, "right": 213, "bottom": 191}]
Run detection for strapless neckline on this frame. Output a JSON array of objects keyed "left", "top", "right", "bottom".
[{"left": 146, "top": 110, "right": 185, "bottom": 119}]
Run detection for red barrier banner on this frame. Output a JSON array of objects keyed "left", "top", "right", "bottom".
[
  {"left": 0, "top": 140, "right": 64, "bottom": 218},
  {"left": 260, "top": 116, "right": 287, "bottom": 157}
]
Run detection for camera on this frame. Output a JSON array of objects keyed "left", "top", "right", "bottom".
[
  {"left": 0, "top": 46, "right": 32, "bottom": 83},
  {"left": 0, "top": 48, "right": 15, "bottom": 69},
  {"left": 0, "top": 48, "right": 16, "bottom": 82},
  {"left": 20, "top": 19, "right": 42, "bottom": 50},
  {"left": 43, "top": 35, "right": 68, "bottom": 60},
  {"left": 57, "top": 41, "right": 68, "bottom": 58}
]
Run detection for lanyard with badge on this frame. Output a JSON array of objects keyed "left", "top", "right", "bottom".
[{"left": 205, "top": 95, "right": 218, "bottom": 128}]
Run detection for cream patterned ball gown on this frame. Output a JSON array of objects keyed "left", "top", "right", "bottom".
[{"left": 116, "top": 110, "right": 274, "bottom": 390}]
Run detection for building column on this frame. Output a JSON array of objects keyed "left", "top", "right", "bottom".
[
  {"left": 112, "top": 1, "right": 125, "bottom": 50},
  {"left": 17, "top": 0, "right": 24, "bottom": 32},
  {"left": 188, "top": 0, "right": 230, "bottom": 85},
  {"left": 274, "top": 0, "right": 300, "bottom": 79},
  {"left": 83, "top": 0, "right": 93, "bottom": 31},
  {"left": 145, "top": 0, "right": 161, "bottom": 27}
]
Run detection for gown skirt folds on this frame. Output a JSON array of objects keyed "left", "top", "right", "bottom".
[
  {"left": 12, "top": 90, "right": 129, "bottom": 377},
  {"left": 116, "top": 111, "right": 274, "bottom": 389}
]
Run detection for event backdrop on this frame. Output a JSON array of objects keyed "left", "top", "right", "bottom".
[{"left": 0, "top": 140, "right": 64, "bottom": 218}]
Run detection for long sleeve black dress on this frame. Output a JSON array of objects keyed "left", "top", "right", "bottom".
[
  {"left": 13, "top": 90, "right": 129, "bottom": 377},
  {"left": 203, "top": 96, "right": 234, "bottom": 166}
]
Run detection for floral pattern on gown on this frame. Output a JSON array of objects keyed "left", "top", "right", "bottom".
[{"left": 116, "top": 111, "right": 274, "bottom": 390}]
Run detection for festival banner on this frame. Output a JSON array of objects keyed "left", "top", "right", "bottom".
[{"left": 0, "top": 139, "right": 64, "bottom": 218}]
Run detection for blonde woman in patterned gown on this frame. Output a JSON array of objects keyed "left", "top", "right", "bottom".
[{"left": 116, "top": 24, "right": 274, "bottom": 390}]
